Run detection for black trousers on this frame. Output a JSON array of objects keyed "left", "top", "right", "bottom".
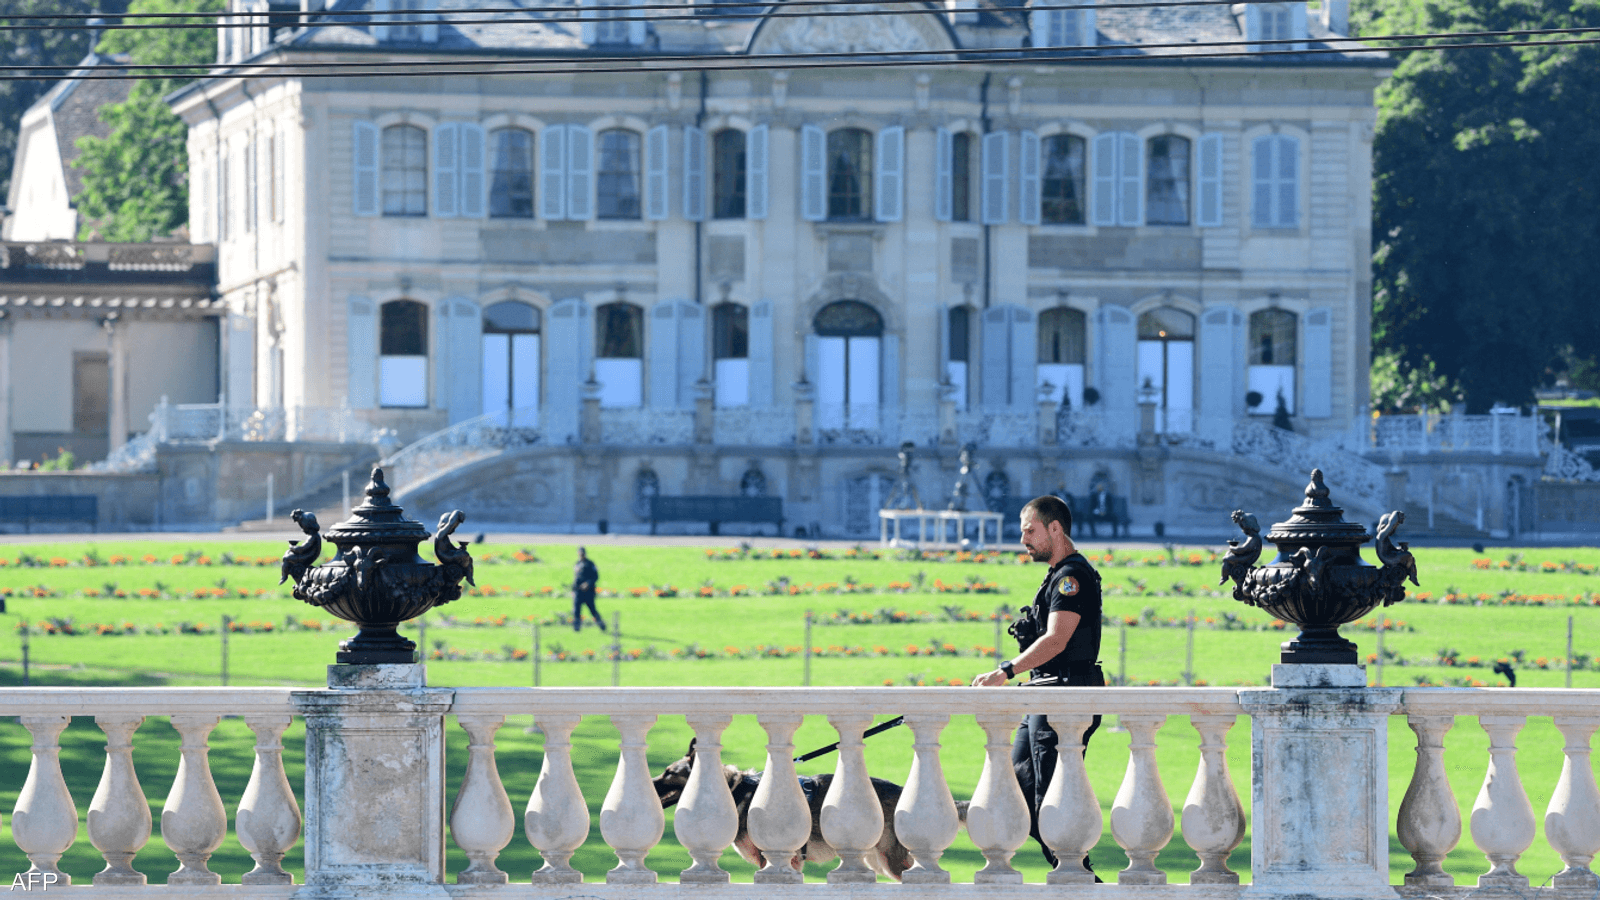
[
  {"left": 572, "top": 594, "right": 606, "bottom": 631},
  {"left": 1012, "top": 666, "right": 1105, "bottom": 868}
]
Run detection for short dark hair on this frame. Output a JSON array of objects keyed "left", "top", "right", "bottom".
[{"left": 1022, "top": 495, "right": 1073, "bottom": 536}]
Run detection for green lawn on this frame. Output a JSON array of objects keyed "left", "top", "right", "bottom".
[{"left": 0, "top": 540, "right": 1597, "bottom": 885}]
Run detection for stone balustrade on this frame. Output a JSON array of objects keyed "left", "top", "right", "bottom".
[{"left": 1, "top": 682, "right": 1597, "bottom": 898}]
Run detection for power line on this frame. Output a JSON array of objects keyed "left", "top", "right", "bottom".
[
  {"left": 2, "top": 34, "right": 1592, "bottom": 82},
  {"left": 6, "top": 24, "right": 1596, "bottom": 76}
]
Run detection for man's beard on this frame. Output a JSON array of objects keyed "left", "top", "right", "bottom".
[{"left": 1026, "top": 544, "right": 1051, "bottom": 561}]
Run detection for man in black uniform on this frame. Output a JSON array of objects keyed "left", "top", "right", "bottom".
[
  {"left": 972, "top": 494, "right": 1103, "bottom": 869},
  {"left": 572, "top": 546, "right": 606, "bottom": 632}
]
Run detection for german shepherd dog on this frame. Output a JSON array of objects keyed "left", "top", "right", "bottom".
[{"left": 653, "top": 739, "right": 967, "bottom": 881}]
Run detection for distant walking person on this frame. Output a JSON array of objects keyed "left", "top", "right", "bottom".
[{"left": 572, "top": 546, "right": 606, "bottom": 632}]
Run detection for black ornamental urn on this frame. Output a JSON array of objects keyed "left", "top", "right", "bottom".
[
  {"left": 1219, "top": 469, "right": 1418, "bottom": 665},
  {"left": 279, "top": 467, "right": 475, "bottom": 664}
]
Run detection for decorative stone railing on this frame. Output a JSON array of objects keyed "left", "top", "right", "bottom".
[{"left": 4, "top": 680, "right": 1598, "bottom": 896}]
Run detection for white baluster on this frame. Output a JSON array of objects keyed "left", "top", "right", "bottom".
[
  {"left": 1470, "top": 714, "right": 1536, "bottom": 888},
  {"left": 1040, "top": 713, "right": 1101, "bottom": 884},
  {"left": 749, "top": 713, "right": 810, "bottom": 884},
  {"left": 451, "top": 714, "right": 515, "bottom": 884},
  {"left": 896, "top": 712, "right": 960, "bottom": 884},
  {"left": 1111, "top": 713, "right": 1173, "bottom": 885},
  {"left": 89, "top": 715, "right": 150, "bottom": 885},
  {"left": 526, "top": 714, "right": 589, "bottom": 884},
  {"left": 1546, "top": 716, "right": 1600, "bottom": 889},
  {"left": 1181, "top": 714, "right": 1244, "bottom": 884},
  {"left": 601, "top": 714, "right": 664, "bottom": 884},
  {"left": 237, "top": 715, "right": 301, "bottom": 885},
  {"left": 676, "top": 713, "right": 738, "bottom": 883},
  {"left": 821, "top": 712, "right": 884, "bottom": 883},
  {"left": 967, "top": 711, "right": 1028, "bottom": 884},
  {"left": 13, "top": 716, "right": 76, "bottom": 885},
  {"left": 162, "top": 714, "right": 227, "bottom": 886},
  {"left": 1397, "top": 714, "right": 1460, "bottom": 887}
]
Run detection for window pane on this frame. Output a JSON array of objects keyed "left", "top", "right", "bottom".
[
  {"left": 597, "top": 302, "right": 643, "bottom": 358},
  {"left": 1037, "top": 306, "right": 1086, "bottom": 363},
  {"left": 483, "top": 300, "right": 540, "bottom": 333},
  {"left": 713, "top": 303, "right": 748, "bottom": 358},
  {"left": 379, "top": 356, "right": 428, "bottom": 407},
  {"left": 715, "top": 357, "right": 749, "bottom": 407},
  {"left": 1041, "top": 134, "right": 1086, "bottom": 224},
  {"left": 948, "top": 306, "right": 970, "bottom": 362},
  {"left": 596, "top": 130, "right": 641, "bottom": 220},
  {"left": 1145, "top": 135, "right": 1190, "bottom": 226},
  {"left": 489, "top": 129, "right": 534, "bottom": 218},
  {"left": 1248, "top": 364, "right": 1295, "bottom": 414},
  {"left": 381, "top": 300, "right": 428, "bottom": 355},
  {"left": 713, "top": 129, "right": 747, "bottom": 219},
  {"left": 951, "top": 132, "right": 972, "bottom": 222},
  {"left": 815, "top": 300, "right": 883, "bottom": 337},
  {"left": 594, "top": 357, "right": 642, "bottom": 407},
  {"left": 1249, "top": 308, "right": 1297, "bottom": 364},
  {"left": 481, "top": 333, "right": 510, "bottom": 415},
  {"left": 826, "top": 129, "right": 872, "bottom": 221},
  {"left": 381, "top": 125, "right": 427, "bottom": 216},
  {"left": 1137, "top": 307, "right": 1195, "bottom": 340}
]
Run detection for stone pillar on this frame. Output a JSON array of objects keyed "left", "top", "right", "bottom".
[
  {"left": 693, "top": 380, "right": 714, "bottom": 445},
  {"left": 292, "top": 665, "right": 453, "bottom": 900},
  {"left": 0, "top": 315, "right": 12, "bottom": 464},
  {"left": 106, "top": 316, "right": 129, "bottom": 451},
  {"left": 793, "top": 378, "right": 814, "bottom": 445},
  {"left": 579, "top": 377, "right": 601, "bottom": 444},
  {"left": 1241, "top": 666, "right": 1402, "bottom": 898}
]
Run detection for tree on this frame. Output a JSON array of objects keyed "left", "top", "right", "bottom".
[
  {"left": 1363, "top": 0, "right": 1600, "bottom": 411},
  {"left": 72, "top": 0, "right": 221, "bottom": 241},
  {"left": 0, "top": 0, "right": 123, "bottom": 198}
]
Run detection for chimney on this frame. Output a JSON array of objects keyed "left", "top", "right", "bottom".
[{"left": 1322, "top": 0, "right": 1349, "bottom": 35}]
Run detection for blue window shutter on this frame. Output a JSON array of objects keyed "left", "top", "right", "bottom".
[
  {"left": 648, "top": 301, "right": 679, "bottom": 410},
  {"left": 352, "top": 122, "right": 379, "bottom": 217},
  {"left": 746, "top": 125, "right": 769, "bottom": 220},
  {"left": 1019, "top": 130, "right": 1041, "bottom": 226},
  {"left": 1091, "top": 132, "right": 1116, "bottom": 226},
  {"left": 1198, "top": 133, "right": 1224, "bottom": 227},
  {"left": 1290, "top": 2, "right": 1307, "bottom": 49},
  {"left": 347, "top": 296, "right": 376, "bottom": 409},
  {"left": 1198, "top": 307, "right": 1236, "bottom": 438},
  {"left": 981, "top": 305, "right": 1011, "bottom": 408},
  {"left": 1009, "top": 306, "right": 1036, "bottom": 410},
  {"left": 646, "top": 124, "right": 670, "bottom": 221},
  {"left": 981, "top": 131, "right": 1009, "bottom": 224},
  {"left": 460, "top": 124, "right": 486, "bottom": 219},
  {"left": 1277, "top": 135, "right": 1300, "bottom": 227},
  {"left": 448, "top": 299, "right": 481, "bottom": 424},
  {"left": 1303, "top": 307, "right": 1332, "bottom": 418},
  {"left": 628, "top": 0, "right": 647, "bottom": 44},
  {"left": 539, "top": 125, "right": 566, "bottom": 221},
  {"left": 1082, "top": 6, "right": 1097, "bottom": 45},
  {"left": 748, "top": 300, "right": 774, "bottom": 405},
  {"left": 874, "top": 126, "right": 904, "bottom": 223},
  {"left": 1252, "top": 136, "right": 1273, "bottom": 228},
  {"left": 681, "top": 125, "right": 706, "bottom": 222},
  {"left": 566, "top": 125, "right": 593, "bottom": 221},
  {"left": 800, "top": 125, "right": 826, "bottom": 222},
  {"left": 433, "top": 123, "right": 459, "bottom": 218},
  {"left": 1245, "top": 4, "right": 1262, "bottom": 50},
  {"left": 881, "top": 332, "right": 900, "bottom": 415},
  {"left": 934, "top": 127, "right": 953, "bottom": 222},
  {"left": 1118, "top": 132, "right": 1142, "bottom": 227},
  {"left": 545, "top": 298, "right": 586, "bottom": 441},
  {"left": 678, "top": 302, "right": 704, "bottom": 407},
  {"left": 1095, "top": 304, "right": 1136, "bottom": 424}
]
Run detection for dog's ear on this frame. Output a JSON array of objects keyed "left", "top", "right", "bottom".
[{"left": 686, "top": 737, "right": 697, "bottom": 759}]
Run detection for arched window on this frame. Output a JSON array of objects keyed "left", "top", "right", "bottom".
[
  {"left": 814, "top": 300, "right": 883, "bottom": 431},
  {"left": 827, "top": 129, "right": 873, "bottom": 221},
  {"left": 946, "top": 306, "right": 972, "bottom": 410},
  {"left": 1042, "top": 135, "right": 1087, "bottom": 225},
  {"left": 381, "top": 125, "right": 427, "bottom": 217},
  {"left": 951, "top": 132, "right": 975, "bottom": 222},
  {"left": 596, "top": 129, "right": 641, "bottom": 220},
  {"left": 481, "top": 301, "right": 540, "bottom": 420},
  {"left": 595, "top": 301, "right": 644, "bottom": 407},
  {"left": 379, "top": 299, "right": 429, "bottom": 407},
  {"left": 1145, "top": 135, "right": 1190, "bottom": 226},
  {"left": 1036, "top": 306, "right": 1086, "bottom": 406},
  {"left": 1248, "top": 308, "right": 1297, "bottom": 415},
  {"left": 489, "top": 128, "right": 534, "bottom": 219},
  {"left": 712, "top": 129, "right": 746, "bottom": 220},
  {"left": 713, "top": 303, "right": 749, "bottom": 406},
  {"left": 1136, "top": 306, "right": 1195, "bottom": 432}
]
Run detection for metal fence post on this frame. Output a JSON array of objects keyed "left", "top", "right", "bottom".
[
  {"left": 1184, "top": 609, "right": 1195, "bottom": 686},
  {"left": 803, "top": 610, "right": 813, "bottom": 687},
  {"left": 222, "top": 615, "right": 231, "bottom": 686},
  {"left": 534, "top": 620, "right": 542, "bottom": 688},
  {"left": 612, "top": 612, "right": 621, "bottom": 687}
]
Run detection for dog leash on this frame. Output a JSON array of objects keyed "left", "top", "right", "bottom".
[{"left": 793, "top": 716, "right": 905, "bottom": 762}]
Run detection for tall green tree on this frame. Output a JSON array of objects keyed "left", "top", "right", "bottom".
[
  {"left": 1363, "top": 0, "right": 1600, "bottom": 411},
  {"left": 0, "top": 0, "right": 123, "bottom": 197},
  {"left": 73, "top": 0, "right": 221, "bottom": 241}
]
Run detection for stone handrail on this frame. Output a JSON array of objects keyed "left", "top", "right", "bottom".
[
  {"left": 380, "top": 406, "right": 543, "bottom": 497},
  {"left": 9, "top": 684, "right": 1596, "bottom": 896}
]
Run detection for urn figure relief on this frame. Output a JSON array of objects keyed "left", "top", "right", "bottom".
[
  {"left": 1219, "top": 468, "right": 1418, "bottom": 665},
  {"left": 280, "top": 467, "right": 474, "bottom": 664}
]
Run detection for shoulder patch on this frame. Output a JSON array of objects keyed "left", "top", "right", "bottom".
[{"left": 1058, "top": 576, "right": 1080, "bottom": 596}]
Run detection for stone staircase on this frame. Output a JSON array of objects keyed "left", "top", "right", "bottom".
[{"left": 224, "top": 455, "right": 378, "bottom": 532}]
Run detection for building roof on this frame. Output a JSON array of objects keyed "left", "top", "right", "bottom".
[{"left": 24, "top": 54, "right": 134, "bottom": 200}]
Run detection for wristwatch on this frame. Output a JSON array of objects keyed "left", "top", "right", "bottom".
[{"left": 1000, "top": 660, "right": 1015, "bottom": 679}]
